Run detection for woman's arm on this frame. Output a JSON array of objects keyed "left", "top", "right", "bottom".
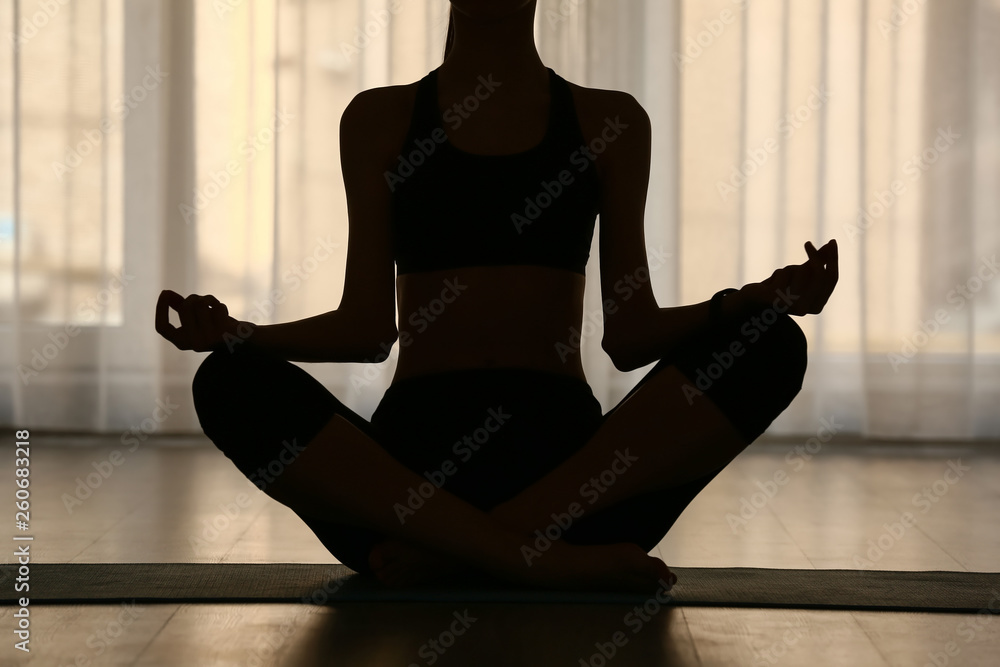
[
  {"left": 603, "top": 291, "right": 759, "bottom": 372},
  {"left": 592, "top": 91, "right": 709, "bottom": 371},
  {"left": 593, "top": 92, "right": 837, "bottom": 373},
  {"left": 244, "top": 89, "right": 408, "bottom": 362},
  {"left": 232, "top": 310, "right": 396, "bottom": 363},
  {"left": 157, "top": 87, "right": 404, "bottom": 361}
]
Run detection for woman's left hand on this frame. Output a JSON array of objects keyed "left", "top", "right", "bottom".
[{"left": 742, "top": 239, "right": 839, "bottom": 316}]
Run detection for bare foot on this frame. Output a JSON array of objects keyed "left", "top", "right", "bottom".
[
  {"left": 370, "top": 537, "right": 678, "bottom": 594},
  {"left": 516, "top": 541, "right": 677, "bottom": 593},
  {"left": 368, "top": 539, "right": 481, "bottom": 587},
  {"left": 487, "top": 501, "right": 677, "bottom": 592}
]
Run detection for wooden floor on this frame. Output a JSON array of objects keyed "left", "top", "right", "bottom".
[{"left": 3, "top": 434, "right": 999, "bottom": 666}]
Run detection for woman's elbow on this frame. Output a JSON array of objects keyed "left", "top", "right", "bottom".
[
  {"left": 602, "top": 336, "right": 642, "bottom": 373},
  {"left": 358, "top": 325, "right": 398, "bottom": 361}
]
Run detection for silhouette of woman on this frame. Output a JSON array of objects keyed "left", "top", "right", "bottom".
[{"left": 156, "top": 0, "right": 838, "bottom": 591}]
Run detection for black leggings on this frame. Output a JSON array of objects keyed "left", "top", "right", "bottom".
[{"left": 192, "top": 309, "right": 807, "bottom": 574}]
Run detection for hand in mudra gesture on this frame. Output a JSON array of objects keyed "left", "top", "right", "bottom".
[
  {"left": 744, "top": 239, "right": 839, "bottom": 316},
  {"left": 155, "top": 289, "right": 243, "bottom": 352}
]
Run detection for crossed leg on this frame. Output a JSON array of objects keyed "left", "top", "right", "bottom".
[
  {"left": 372, "top": 311, "right": 808, "bottom": 579},
  {"left": 193, "top": 350, "right": 672, "bottom": 590},
  {"left": 506, "top": 310, "right": 808, "bottom": 541},
  {"left": 191, "top": 310, "right": 806, "bottom": 585},
  {"left": 367, "top": 362, "right": 752, "bottom": 584}
]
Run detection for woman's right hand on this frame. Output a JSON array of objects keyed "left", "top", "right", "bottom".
[{"left": 155, "top": 289, "right": 243, "bottom": 352}]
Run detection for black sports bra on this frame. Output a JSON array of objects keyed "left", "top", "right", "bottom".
[{"left": 387, "top": 67, "right": 600, "bottom": 276}]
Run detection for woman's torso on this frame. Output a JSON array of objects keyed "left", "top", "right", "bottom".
[
  {"left": 386, "top": 65, "right": 606, "bottom": 387},
  {"left": 393, "top": 265, "right": 587, "bottom": 381}
]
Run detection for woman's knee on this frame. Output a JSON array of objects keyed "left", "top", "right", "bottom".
[
  {"left": 689, "top": 311, "right": 807, "bottom": 443},
  {"left": 756, "top": 312, "right": 808, "bottom": 395},
  {"left": 191, "top": 347, "right": 276, "bottom": 435},
  {"left": 191, "top": 348, "right": 352, "bottom": 476},
  {"left": 192, "top": 349, "right": 241, "bottom": 412},
  {"left": 191, "top": 348, "right": 307, "bottom": 476}
]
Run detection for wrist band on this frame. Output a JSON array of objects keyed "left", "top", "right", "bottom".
[
  {"left": 238, "top": 320, "right": 258, "bottom": 350},
  {"left": 220, "top": 320, "right": 257, "bottom": 354},
  {"left": 709, "top": 288, "right": 739, "bottom": 327}
]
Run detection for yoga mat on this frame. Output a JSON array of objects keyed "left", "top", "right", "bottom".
[{"left": 1, "top": 563, "right": 997, "bottom": 612}]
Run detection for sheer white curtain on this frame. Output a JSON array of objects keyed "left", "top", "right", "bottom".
[
  {"left": 670, "top": 0, "right": 1000, "bottom": 439},
  {"left": 2, "top": 0, "right": 998, "bottom": 439}
]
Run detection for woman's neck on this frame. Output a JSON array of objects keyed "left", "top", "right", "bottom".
[{"left": 441, "top": 5, "right": 546, "bottom": 85}]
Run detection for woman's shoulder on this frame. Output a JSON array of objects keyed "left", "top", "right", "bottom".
[
  {"left": 340, "top": 79, "right": 423, "bottom": 156},
  {"left": 560, "top": 77, "right": 651, "bottom": 152},
  {"left": 560, "top": 76, "right": 640, "bottom": 105},
  {"left": 342, "top": 79, "right": 421, "bottom": 128}
]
